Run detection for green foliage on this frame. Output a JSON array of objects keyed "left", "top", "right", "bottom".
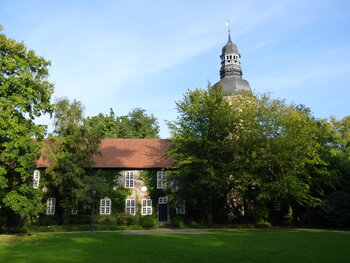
[
  {"left": 141, "top": 170, "right": 168, "bottom": 205},
  {"left": 229, "top": 94, "right": 325, "bottom": 207},
  {"left": 115, "top": 212, "right": 139, "bottom": 225},
  {"left": 255, "top": 220, "right": 272, "bottom": 228},
  {"left": 141, "top": 215, "right": 158, "bottom": 228},
  {"left": 168, "top": 84, "right": 346, "bottom": 224},
  {"left": 0, "top": 33, "right": 54, "bottom": 224},
  {"left": 95, "top": 215, "right": 115, "bottom": 225},
  {"left": 45, "top": 98, "right": 103, "bottom": 221},
  {"left": 171, "top": 215, "right": 185, "bottom": 228},
  {"left": 167, "top": 84, "right": 238, "bottom": 223},
  {"left": 328, "top": 116, "right": 350, "bottom": 193},
  {"left": 85, "top": 108, "right": 160, "bottom": 139}
]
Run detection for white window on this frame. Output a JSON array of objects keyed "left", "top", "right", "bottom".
[
  {"left": 274, "top": 201, "right": 281, "bottom": 211},
  {"left": 126, "top": 199, "right": 136, "bottom": 215},
  {"left": 157, "top": 171, "right": 167, "bottom": 189},
  {"left": 142, "top": 199, "right": 152, "bottom": 215},
  {"left": 71, "top": 207, "right": 78, "bottom": 215},
  {"left": 176, "top": 202, "right": 186, "bottom": 215},
  {"left": 100, "top": 198, "right": 111, "bottom": 215},
  {"left": 125, "top": 171, "right": 134, "bottom": 188},
  {"left": 158, "top": 197, "right": 168, "bottom": 204},
  {"left": 33, "top": 170, "right": 40, "bottom": 189},
  {"left": 46, "top": 198, "right": 55, "bottom": 215}
]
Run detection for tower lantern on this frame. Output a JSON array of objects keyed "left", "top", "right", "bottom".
[{"left": 214, "top": 27, "right": 251, "bottom": 96}]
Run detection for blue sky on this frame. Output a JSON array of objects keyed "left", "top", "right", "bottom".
[{"left": 1, "top": 0, "right": 350, "bottom": 138}]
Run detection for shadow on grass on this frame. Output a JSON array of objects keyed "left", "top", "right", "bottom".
[{"left": 0, "top": 230, "right": 350, "bottom": 263}]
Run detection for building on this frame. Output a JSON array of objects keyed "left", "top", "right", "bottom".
[
  {"left": 36, "top": 139, "right": 175, "bottom": 222},
  {"left": 34, "top": 32, "right": 250, "bottom": 223}
]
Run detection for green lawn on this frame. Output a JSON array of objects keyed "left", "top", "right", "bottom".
[{"left": 0, "top": 230, "right": 349, "bottom": 263}]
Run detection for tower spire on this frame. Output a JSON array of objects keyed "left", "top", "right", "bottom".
[{"left": 225, "top": 20, "right": 232, "bottom": 43}]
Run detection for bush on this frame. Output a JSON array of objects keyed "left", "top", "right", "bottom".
[
  {"left": 255, "top": 220, "right": 272, "bottom": 228},
  {"left": 172, "top": 215, "right": 185, "bottom": 228},
  {"left": 38, "top": 215, "right": 62, "bottom": 226},
  {"left": 115, "top": 213, "right": 140, "bottom": 225},
  {"left": 67, "top": 215, "right": 90, "bottom": 224},
  {"left": 141, "top": 215, "right": 157, "bottom": 229},
  {"left": 95, "top": 215, "right": 115, "bottom": 225}
]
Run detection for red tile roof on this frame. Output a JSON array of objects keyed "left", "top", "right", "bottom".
[{"left": 36, "top": 138, "right": 173, "bottom": 169}]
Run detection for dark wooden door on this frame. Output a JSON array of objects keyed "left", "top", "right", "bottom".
[{"left": 158, "top": 204, "right": 168, "bottom": 221}]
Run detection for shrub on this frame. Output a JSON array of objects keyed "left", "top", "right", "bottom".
[
  {"left": 67, "top": 215, "right": 90, "bottom": 224},
  {"left": 95, "top": 215, "right": 115, "bottom": 225},
  {"left": 38, "top": 215, "right": 61, "bottom": 226},
  {"left": 141, "top": 215, "right": 157, "bottom": 229},
  {"left": 115, "top": 213, "right": 140, "bottom": 225},
  {"left": 255, "top": 220, "right": 272, "bottom": 228},
  {"left": 172, "top": 215, "right": 185, "bottom": 228}
]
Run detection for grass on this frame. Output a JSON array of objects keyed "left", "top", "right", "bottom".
[
  {"left": 23, "top": 224, "right": 144, "bottom": 233},
  {"left": 0, "top": 229, "right": 349, "bottom": 263}
]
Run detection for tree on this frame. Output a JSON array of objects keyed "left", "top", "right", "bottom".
[
  {"left": 45, "top": 98, "right": 102, "bottom": 222},
  {"left": 167, "top": 85, "right": 238, "bottom": 223},
  {"left": 227, "top": 94, "right": 329, "bottom": 222},
  {"left": 0, "top": 32, "right": 54, "bottom": 225},
  {"left": 329, "top": 116, "right": 350, "bottom": 193},
  {"left": 168, "top": 85, "right": 331, "bottom": 224},
  {"left": 85, "top": 108, "right": 159, "bottom": 139}
]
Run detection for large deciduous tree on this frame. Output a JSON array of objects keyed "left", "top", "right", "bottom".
[
  {"left": 45, "top": 98, "right": 103, "bottom": 222},
  {"left": 167, "top": 85, "right": 238, "bottom": 223},
  {"left": 0, "top": 33, "right": 54, "bottom": 225},
  {"left": 85, "top": 108, "right": 159, "bottom": 139},
  {"left": 168, "top": 85, "right": 330, "bottom": 224},
  {"left": 228, "top": 94, "right": 327, "bottom": 222}
]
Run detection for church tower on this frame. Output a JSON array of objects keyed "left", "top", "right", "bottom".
[{"left": 214, "top": 29, "right": 251, "bottom": 95}]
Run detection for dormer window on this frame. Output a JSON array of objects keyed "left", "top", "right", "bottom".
[{"left": 33, "top": 170, "right": 40, "bottom": 189}]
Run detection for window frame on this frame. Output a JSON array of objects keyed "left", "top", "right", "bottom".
[
  {"left": 141, "top": 199, "right": 152, "bottom": 215},
  {"left": 46, "top": 198, "right": 55, "bottom": 215},
  {"left": 125, "top": 171, "right": 134, "bottom": 188},
  {"left": 176, "top": 201, "right": 186, "bottom": 215},
  {"left": 158, "top": 197, "right": 168, "bottom": 204},
  {"left": 33, "top": 170, "right": 40, "bottom": 189},
  {"left": 125, "top": 199, "right": 136, "bottom": 215},
  {"left": 156, "top": 171, "right": 167, "bottom": 189},
  {"left": 100, "top": 198, "right": 112, "bottom": 215},
  {"left": 71, "top": 207, "right": 78, "bottom": 215}
]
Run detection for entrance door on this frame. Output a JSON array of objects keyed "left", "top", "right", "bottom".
[{"left": 158, "top": 197, "right": 168, "bottom": 222}]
